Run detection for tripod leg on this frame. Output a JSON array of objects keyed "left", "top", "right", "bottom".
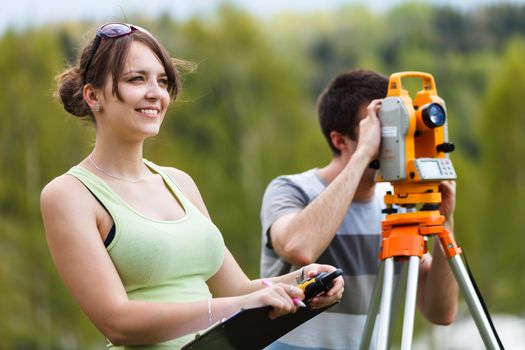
[
  {"left": 400, "top": 256, "right": 420, "bottom": 350},
  {"left": 377, "top": 257, "right": 395, "bottom": 350},
  {"left": 389, "top": 260, "right": 409, "bottom": 347},
  {"left": 359, "top": 261, "right": 385, "bottom": 350},
  {"left": 448, "top": 255, "right": 501, "bottom": 350}
]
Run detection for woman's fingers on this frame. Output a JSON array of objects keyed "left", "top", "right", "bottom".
[{"left": 261, "top": 282, "right": 303, "bottom": 319}]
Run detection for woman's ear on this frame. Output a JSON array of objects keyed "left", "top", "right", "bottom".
[{"left": 83, "top": 84, "right": 100, "bottom": 112}]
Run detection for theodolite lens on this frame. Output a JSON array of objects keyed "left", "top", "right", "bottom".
[{"left": 421, "top": 103, "right": 446, "bottom": 128}]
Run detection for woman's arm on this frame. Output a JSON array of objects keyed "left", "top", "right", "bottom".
[{"left": 207, "top": 247, "right": 344, "bottom": 309}]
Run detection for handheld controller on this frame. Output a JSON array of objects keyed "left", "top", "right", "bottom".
[{"left": 298, "top": 268, "right": 343, "bottom": 303}]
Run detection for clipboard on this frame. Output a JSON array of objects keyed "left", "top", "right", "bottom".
[{"left": 181, "top": 303, "right": 336, "bottom": 350}]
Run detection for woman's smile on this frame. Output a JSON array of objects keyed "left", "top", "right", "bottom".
[{"left": 135, "top": 107, "right": 161, "bottom": 118}]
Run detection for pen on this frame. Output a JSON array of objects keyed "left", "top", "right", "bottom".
[{"left": 261, "top": 279, "right": 307, "bottom": 308}]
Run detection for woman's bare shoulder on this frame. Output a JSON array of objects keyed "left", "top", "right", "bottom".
[
  {"left": 40, "top": 173, "right": 95, "bottom": 218},
  {"left": 41, "top": 173, "right": 85, "bottom": 203}
]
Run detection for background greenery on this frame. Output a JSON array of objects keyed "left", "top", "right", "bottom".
[{"left": 1, "top": 2, "right": 524, "bottom": 349}]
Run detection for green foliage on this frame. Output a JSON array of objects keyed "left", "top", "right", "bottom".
[
  {"left": 476, "top": 38, "right": 525, "bottom": 311},
  {"left": 0, "top": 28, "right": 100, "bottom": 348},
  {"left": 1, "top": 2, "right": 525, "bottom": 347}
]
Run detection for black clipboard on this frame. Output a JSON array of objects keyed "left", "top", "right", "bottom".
[{"left": 181, "top": 303, "right": 336, "bottom": 350}]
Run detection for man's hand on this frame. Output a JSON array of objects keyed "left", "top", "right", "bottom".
[
  {"left": 356, "top": 99, "right": 382, "bottom": 161},
  {"left": 439, "top": 180, "right": 456, "bottom": 221}
]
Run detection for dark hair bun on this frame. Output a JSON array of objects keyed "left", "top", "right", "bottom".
[{"left": 55, "top": 67, "right": 92, "bottom": 118}]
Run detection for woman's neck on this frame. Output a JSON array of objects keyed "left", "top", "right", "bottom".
[{"left": 87, "top": 139, "right": 149, "bottom": 181}]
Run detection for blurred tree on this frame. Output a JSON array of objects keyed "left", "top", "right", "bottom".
[
  {"left": 0, "top": 27, "right": 100, "bottom": 348},
  {"left": 477, "top": 38, "right": 525, "bottom": 312}
]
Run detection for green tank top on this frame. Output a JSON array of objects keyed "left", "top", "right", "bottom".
[{"left": 67, "top": 160, "right": 225, "bottom": 349}]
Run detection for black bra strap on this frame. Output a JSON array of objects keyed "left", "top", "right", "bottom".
[{"left": 80, "top": 185, "right": 116, "bottom": 248}]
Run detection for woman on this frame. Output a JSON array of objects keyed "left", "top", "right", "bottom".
[{"left": 40, "top": 23, "right": 344, "bottom": 349}]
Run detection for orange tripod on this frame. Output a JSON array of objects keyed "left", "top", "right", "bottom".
[{"left": 359, "top": 188, "right": 501, "bottom": 350}]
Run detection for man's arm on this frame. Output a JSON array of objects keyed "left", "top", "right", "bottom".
[
  {"left": 416, "top": 181, "right": 459, "bottom": 325},
  {"left": 269, "top": 151, "right": 371, "bottom": 266},
  {"left": 268, "top": 100, "right": 383, "bottom": 266}
]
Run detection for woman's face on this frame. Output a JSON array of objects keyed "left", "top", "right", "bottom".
[{"left": 97, "top": 41, "right": 171, "bottom": 141}]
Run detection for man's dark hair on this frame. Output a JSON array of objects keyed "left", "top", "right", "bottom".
[{"left": 317, "top": 69, "right": 388, "bottom": 155}]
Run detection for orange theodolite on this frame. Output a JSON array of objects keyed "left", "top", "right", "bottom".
[
  {"left": 376, "top": 71, "right": 460, "bottom": 263},
  {"left": 360, "top": 72, "right": 502, "bottom": 350}
]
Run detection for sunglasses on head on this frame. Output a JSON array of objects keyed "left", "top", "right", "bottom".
[{"left": 82, "top": 23, "right": 150, "bottom": 86}]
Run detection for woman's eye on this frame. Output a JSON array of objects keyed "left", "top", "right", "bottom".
[
  {"left": 129, "top": 76, "right": 144, "bottom": 82},
  {"left": 159, "top": 78, "right": 168, "bottom": 86}
]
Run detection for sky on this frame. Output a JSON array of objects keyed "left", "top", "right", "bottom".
[{"left": 2, "top": 0, "right": 524, "bottom": 33}]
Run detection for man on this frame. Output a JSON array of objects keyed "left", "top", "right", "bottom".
[{"left": 260, "top": 69, "right": 458, "bottom": 349}]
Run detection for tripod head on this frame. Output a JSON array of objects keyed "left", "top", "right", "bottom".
[{"left": 376, "top": 72, "right": 456, "bottom": 208}]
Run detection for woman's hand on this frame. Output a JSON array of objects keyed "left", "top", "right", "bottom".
[
  {"left": 299, "top": 264, "right": 345, "bottom": 310},
  {"left": 237, "top": 264, "right": 345, "bottom": 319},
  {"left": 241, "top": 281, "right": 304, "bottom": 320}
]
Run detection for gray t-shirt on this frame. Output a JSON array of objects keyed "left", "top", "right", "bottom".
[{"left": 260, "top": 169, "right": 392, "bottom": 350}]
